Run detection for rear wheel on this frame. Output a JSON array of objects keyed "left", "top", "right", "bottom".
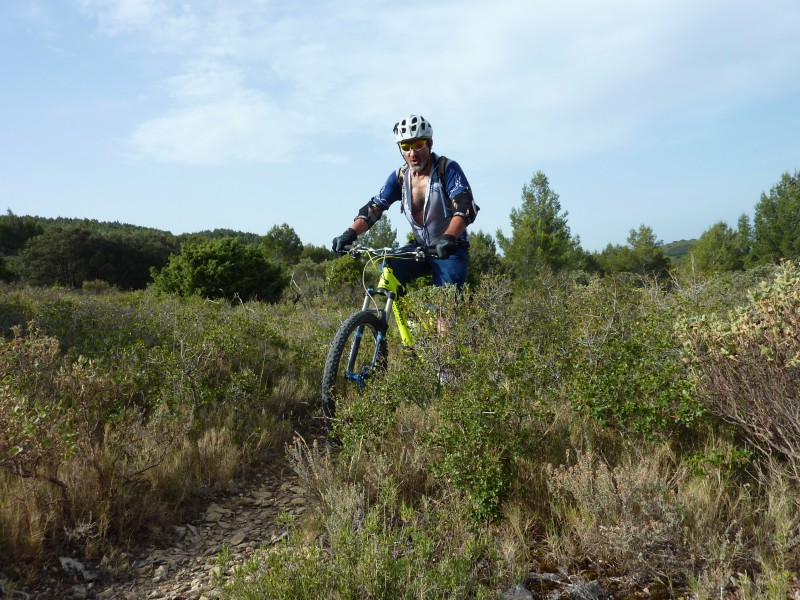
[{"left": 321, "top": 311, "right": 388, "bottom": 428}]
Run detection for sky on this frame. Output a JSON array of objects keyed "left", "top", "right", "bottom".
[{"left": 2, "top": 0, "right": 799, "bottom": 253}]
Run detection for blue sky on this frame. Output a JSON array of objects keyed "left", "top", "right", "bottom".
[{"left": 2, "top": 0, "right": 799, "bottom": 252}]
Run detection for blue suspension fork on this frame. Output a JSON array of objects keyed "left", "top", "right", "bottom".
[
  {"left": 344, "top": 256, "right": 399, "bottom": 387},
  {"left": 345, "top": 326, "right": 366, "bottom": 385},
  {"left": 345, "top": 305, "right": 388, "bottom": 388}
]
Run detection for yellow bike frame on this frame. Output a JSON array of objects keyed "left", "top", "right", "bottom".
[{"left": 361, "top": 251, "right": 417, "bottom": 348}]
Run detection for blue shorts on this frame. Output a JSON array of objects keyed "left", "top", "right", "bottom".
[{"left": 387, "top": 243, "right": 468, "bottom": 291}]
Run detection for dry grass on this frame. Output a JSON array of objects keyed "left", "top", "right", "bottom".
[
  {"left": 547, "top": 444, "right": 689, "bottom": 583},
  {"left": 682, "top": 260, "right": 800, "bottom": 485},
  {"left": 0, "top": 296, "right": 309, "bottom": 576},
  {"left": 540, "top": 430, "right": 800, "bottom": 596},
  {"left": 6, "top": 265, "right": 800, "bottom": 596}
]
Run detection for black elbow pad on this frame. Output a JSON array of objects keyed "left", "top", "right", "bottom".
[
  {"left": 356, "top": 202, "right": 380, "bottom": 227},
  {"left": 452, "top": 190, "right": 479, "bottom": 224}
]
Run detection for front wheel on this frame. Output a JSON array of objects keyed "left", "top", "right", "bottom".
[{"left": 321, "top": 310, "right": 388, "bottom": 427}]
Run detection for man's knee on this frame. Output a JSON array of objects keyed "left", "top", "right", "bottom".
[{"left": 432, "top": 249, "right": 468, "bottom": 288}]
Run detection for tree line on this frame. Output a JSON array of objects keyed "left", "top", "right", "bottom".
[
  {"left": 496, "top": 169, "right": 800, "bottom": 282},
  {"left": 1, "top": 168, "right": 798, "bottom": 297}
]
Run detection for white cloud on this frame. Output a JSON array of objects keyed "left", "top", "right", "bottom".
[
  {"left": 76, "top": 0, "right": 800, "bottom": 165},
  {"left": 77, "top": 0, "right": 199, "bottom": 48},
  {"left": 130, "top": 62, "right": 313, "bottom": 165},
  {"left": 131, "top": 95, "right": 300, "bottom": 164},
  {"left": 166, "top": 62, "right": 246, "bottom": 100}
]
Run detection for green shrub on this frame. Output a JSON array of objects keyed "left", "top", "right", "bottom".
[
  {"left": 152, "top": 237, "right": 288, "bottom": 302},
  {"left": 335, "top": 278, "right": 547, "bottom": 521},
  {"left": 680, "top": 260, "right": 800, "bottom": 484},
  {"left": 0, "top": 287, "right": 318, "bottom": 572},
  {"left": 324, "top": 255, "right": 364, "bottom": 297},
  {"left": 564, "top": 276, "right": 704, "bottom": 438}
]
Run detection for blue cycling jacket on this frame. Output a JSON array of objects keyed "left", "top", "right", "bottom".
[{"left": 370, "top": 153, "right": 473, "bottom": 247}]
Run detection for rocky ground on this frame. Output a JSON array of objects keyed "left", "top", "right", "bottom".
[
  {"left": 3, "top": 452, "right": 701, "bottom": 600},
  {"left": 10, "top": 462, "right": 307, "bottom": 600},
  {"left": 1, "top": 459, "right": 660, "bottom": 600},
  {"left": 7, "top": 458, "right": 624, "bottom": 600}
]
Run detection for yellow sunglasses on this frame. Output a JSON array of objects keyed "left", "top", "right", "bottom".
[{"left": 399, "top": 139, "right": 427, "bottom": 152}]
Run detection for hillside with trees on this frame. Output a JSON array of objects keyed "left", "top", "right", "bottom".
[
  {"left": 5, "top": 170, "right": 796, "bottom": 293},
  {"left": 1, "top": 169, "right": 799, "bottom": 597}
]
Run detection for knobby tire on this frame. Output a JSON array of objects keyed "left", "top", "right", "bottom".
[{"left": 321, "top": 311, "right": 388, "bottom": 427}]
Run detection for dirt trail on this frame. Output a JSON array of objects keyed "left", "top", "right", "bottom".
[{"left": 22, "top": 459, "right": 306, "bottom": 600}]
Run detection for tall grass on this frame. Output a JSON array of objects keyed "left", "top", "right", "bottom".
[
  {"left": 223, "top": 266, "right": 798, "bottom": 598},
  {"left": 0, "top": 286, "right": 326, "bottom": 578},
  {"left": 3, "top": 262, "right": 800, "bottom": 597}
]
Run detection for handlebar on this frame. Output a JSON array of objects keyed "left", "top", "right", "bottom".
[{"left": 340, "top": 244, "right": 438, "bottom": 261}]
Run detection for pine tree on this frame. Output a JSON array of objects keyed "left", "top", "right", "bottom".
[
  {"left": 360, "top": 215, "right": 398, "bottom": 249},
  {"left": 752, "top": 170, "right": 800, "bottom": 264},
  {"left": 262, "top": 223, "right": 304, "bottom": 265},
  {"left": 595, "top": 225, "right": 669, "bottom": 278},
  {"left": 467, "top": 230, "right": 503, "bottom": 285},
  {"left": 690, "top": 221, "right": 747, "bottom": 274},
  {"left": 496, "top": 171, "right": 579, "bottom": 278}
]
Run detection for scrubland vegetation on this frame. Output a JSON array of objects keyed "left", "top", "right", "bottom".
[
  {"left": 2, "top": 261, "right": 800, "bottom": 598},
  {"left": 2, "top": 169, "right": 799, "bottom": 597},
  {"left": 0, "top": 288, "right": 330, "bottom": 578}
]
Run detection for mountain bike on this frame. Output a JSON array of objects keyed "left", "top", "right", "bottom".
[{"left": 320, "top": 244, "right": 438, "bottom": 427}]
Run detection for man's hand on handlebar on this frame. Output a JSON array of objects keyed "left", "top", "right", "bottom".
[
  {"left": 435, "top": 234, "right": 458, "bottom": 259},
  {"left": 332, "top": 227, "right": 358, "bottom": 253},
  {"left": 332, "top": 241, "right": 451, "bottom": 261}
]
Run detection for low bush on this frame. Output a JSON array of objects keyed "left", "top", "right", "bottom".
[
  {"left": 681, "top": 260, "right": 800, "bottom": 483},
  {"left": 220, "top": 439, "right": 506, "bottom": 599},
  {"left": 565, "top": 275, "right": 705, "bottom": 438},
  {"left": 0, "top": 287, "right": 321, "bottom": 574},
  {"left": 4, "top": 260, "right": 800, "bottom": 597},
  {"left": 0, "top": 325, "right": 192, "bottom": 563}
]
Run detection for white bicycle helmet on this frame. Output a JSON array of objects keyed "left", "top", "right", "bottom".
[{"left": 393, "top": 114, "right": 432, "bottom": 143}]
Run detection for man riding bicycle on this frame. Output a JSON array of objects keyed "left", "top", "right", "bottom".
[{"left": 332, "top": 114, "right": 479, "bottom": 290}]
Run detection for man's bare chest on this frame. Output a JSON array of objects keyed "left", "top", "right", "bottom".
[{"left": 410, "top": 175, "right": 429, "bottom": 212}]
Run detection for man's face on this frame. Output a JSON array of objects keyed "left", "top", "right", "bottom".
[{"left": 399, "top": 138, "right": 431, "bottom": 174}]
